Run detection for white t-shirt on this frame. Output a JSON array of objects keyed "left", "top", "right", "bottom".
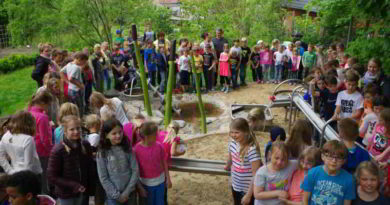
[
  {"left": 86, "top": 133, "right": 100, "bottom": 147},
  {"left": 274, "top": 52, "right": 284, "bottom": 65},
  {"left": 335, "top": 90, "right": 364, "bottom": 119},
  {"left": 179, "top": 56, "right": 191, "bottom": 71},
  {"left": 230, "top": 46, "right": 242, "bottom": 57},
  {"left": 61, "top": 62, "right": 82, "bottom": 91},
  {"left": 283, "top": 49, "right": 293, "bottom": 61},
  {"left": 100, "top": 97, "right": 130, "bottom": 125},
  {"left": 360, "top": 113, "right": 378, "bottom": 145}
]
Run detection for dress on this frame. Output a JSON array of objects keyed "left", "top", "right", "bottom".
[{"left": 219, "top": 52, "right": 230, "bottom": 77}]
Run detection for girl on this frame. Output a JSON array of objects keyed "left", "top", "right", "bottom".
[
  {"left": 0, "top": 111, "right": 42, "bottom": 175},
  {"left": 352, "top": 161, "right": 388, "bottom": 204},
  {"left": 290, "top": 48, "right": 299, "bottom": 83},
  {"left": 250, "top": 45, "right": 261, "bottom": 83},
  {"left": 368, "top": 108, "right": 390, "bottom": 163},
  {"left": 254, "top": 142, "right": 298, "bottom": 205},
  {"left": 47, "top": 115, "right": 94, "bottom": 205},
  {"left": 54, "top": 102, "right": 80, "bottom": 144},
  {"left": 134, "top": 121, "right": 171, "bottom": 205},
  {"left": 285, "top": 119, "right": 313, "bottom": 159},
  {"left": 225, "top": 118, "right": 263, "bottom": 205},
  {"left": 362, "top": 58, "right": 383, "bottom": 88},
  {"left": 247, "top": 108, "right": 266, "bottom": 131},
  {"left": 280, "top": 146, "right": 322, "bottom": 205},
  {"left": 219, "top": 43, "right": 231, "bottom": 93},
  {"left": 32, "top": 43, "right": 52, "bottom": 87},
  {"left": 89, "top": 91, "right": 130, "bottom": 125},
  {"left": 37, "top": 77, "right": 61, "bottom": 126},
  {"left": 261, "top": 45, "right": 272, "bottom": 83},
  {"left": 28, "top": 90, "right": 53, "bottom": 194},
  {"left": 97, "top": 118, "right": 139, "bottom": 205}
]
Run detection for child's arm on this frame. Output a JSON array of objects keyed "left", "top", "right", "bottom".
[
  {"left": 171, "top": 140, "right": 185, "bottom": 156},
  {"left": 344, "top": 200, "right": 352, "bottom": 205},
  {"left": 69, "top": 78, "right": 84, "bottom": 90},
  {"left": 279, "top": 198, "right": 302, "bottom": 205},
  {"left": 331, "top": 105, "right": 341, "bottom": 121},
  {"left": 302, "top": 191, "right": 311, "bottom": 205},
  {"left": 375, "top": 146, "right": 390, "bottom": 162},
  {"left": 351, "top": 108, "right": 363, "bottom": 121},
  {"left": 242, "top": 160, "right": 262, "bottom": 205},
  {"left": 253, "top": 186, "right": 288, "bottom": 200},
  {"left": 96, "top": 153, "right": 123, "bottom": 201},
  {"left": 161, "top": 159, "right": 172, "bottom": 188},
  {"left": 120, "top": 152, "right": 139, "bottom": 201},
  {"left": 224, "top": 152, "right": 232, "bottom": 171}
]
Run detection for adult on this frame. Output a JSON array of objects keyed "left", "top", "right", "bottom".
[
  {"left": 153, "top": 32, "right": 170, "bottom": 54},
  {"left": 212, "top": 28, "right": 229, "bottom": 87},
  {"left": 89, "top": 91, "right": 130, "bottom": 125},
  {"left": 32, "top": 43, "right": 52, "bottom": 87},
  {"left": 200, "top": 32, "right": 215, "bottom": 54}
]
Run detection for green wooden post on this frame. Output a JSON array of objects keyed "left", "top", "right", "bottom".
[
  {"left": 132, "top": 24, "right": 152, "bottom": 117},
  {"left": 190, "top": 51, "right": 207, "bottom": 133},
  {"left": 164, "top": 40, "right": 176, "bottom": 128}
]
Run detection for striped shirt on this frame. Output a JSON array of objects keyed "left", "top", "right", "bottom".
[{"left": 229, "top": 140, "right": 261, "bottom": 193}]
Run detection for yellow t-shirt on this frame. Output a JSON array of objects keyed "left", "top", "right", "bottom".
[{"left": 194, "top": 55, "right": 204, "bottom": 73}]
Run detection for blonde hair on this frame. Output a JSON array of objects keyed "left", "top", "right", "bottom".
[
  {"left": 355, "top": 161, "right": 380, "bottom": 187},
  {"left": 298, "top": 146, "right": 322, "bottom": 169},
  {"left": 247, "top": 108, "right": 266, "bottom": 131},
  {"left": 285, "top": 119, "right": 313, "bottom": 159},
  {"left": 89, "top": 91, "right": 115, "bottom": 112},
  {"left": 58, "top": 103, "right": 79, "bottom": 125},
  {"left": 270, "top": 141, "right": 289, "bottom": 160},
  {"left": 230, "top": 118, "right": 262, "bottom": 164},
  {"left": 9, "top": 111, "right": 36, "bottom": 136},
  {"left": 84, "top": 114, "right": 101, "bottom": 130},
  {"left": 62, "top": 115, "right": 85, "bottom": 154},
  {"left": 164, "top": 121, "right": 180, "bottom": 143}
]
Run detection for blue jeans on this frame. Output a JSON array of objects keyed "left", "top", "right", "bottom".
[
  {"left": 59, "top": 195, "right": 83, "bottom": 205},
  {"left": 159, "top": 70, "right": 166, "bottom": 93},
  {"left": 68, "top": 89, "right": 84, "bottom": 116},
  {"left": 239, "top": 63, "right": 246, "bottom": 85},
  {"left": 106, "top": 192, "right": 137, "bottom": 205},
  {"left": 148, "top": 71, "right": 157, "bottom": 87},
  {"left": 231, "top": 64, "right": 238, "bottom": 88},
  {"left": 103, "top": 69, "right": 111, "bottom": 90},
  {"left": 274, "top": 64, "right": 284, "bottom": 81},
  {"left": 139, "top": 183, "right": 165, "bottom": 205}
]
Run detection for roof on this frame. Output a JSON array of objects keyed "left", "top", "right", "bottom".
[{"left": 283, "top": 0, "right": 317, "bottom": 12}]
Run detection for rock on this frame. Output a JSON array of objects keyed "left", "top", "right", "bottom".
[
  {"left": 206, "top": 117, "right": 217, "bottom": 124},
  {"left": 154, "top": 110, "right": 164, "bottom": 118},
  {"left": 174, "top": 120, "right": 186, "bottom": 128}
]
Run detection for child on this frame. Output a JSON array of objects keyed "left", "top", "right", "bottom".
[
  {"left": 367, "top": 108, "right": 390, "bottom": 163},
  {"left": 203, "top": 44, "right": 217, "bottom": 92},
  {"left": 338, "top": 118, "right": 371, "bottom": 173},
  {"left": 156, "top": 46, "right": 167, "bottom": 93},
  {"left": 54, "top": 102, "right": 80, "bottom": 144},
  {"left": 89, "top": 91, "right": 130, "bottom": 125},
  {"left": 179, "top": 49, "right": 191, "bottom": 92},
  {"left": 230, "top": 50, "right": 240, "bottom": 89},
  {"left": 302, "top": 44, "right": 317, "bottom": 79},
  {"left": 84, "top": 114, "right": 101, "bottom": 148},
  {"left": 273, "top": 45, "right": 285, "bottom": 83},
  {"left": 225, "top": 118, "right": 263, "bottom": 205},
  {"left": 264, "top": 126, "right": 286, "bottom": 163},
  {"left": 144, "top": 40, "right": 158, "bottom": 87},
  {"left": 321, "top": 75, "right": 339, "bottom": 122},
  {"left": 32, "top": 43, "right": 52, "bottom": 87},
  {"left": 0, "top": 111, "right": 42, "bottom": 175},
  {"left": 290, "top": 48, "right": 300, "bottom": 82},
  {"left": 360, "top": 96, "right": 388, "bottom": 146},
  {"left": 219, "top": 43, "right": 231, "bottom": 93},
  {"left": 362, "top": 58, "right": 382, "bottom": 88},
  {"left": 247, "top": 108, "right": 266, "bottom": 131},
  {"left": 352, "top": 161, "right": 389, "bottom": 204},
  {"left": 192, "top": 45, "right": 204, "bottom": 89},
  {"left": 134, "top": 121, "right": 171, "bottom": 205},
  {"left": 27, "top": 90, "right": 53, "bottom": 194},
  {"left": 48, "top": 115, "right": 94, "bottom": 205},
  {"left": 332, "top": 70, "right": 364, "bottom": 121},
  {"left": 250, "top": 45, "right": 261, "bottom": 83},
  {"left": 261, "top": 45, "right": 272, "bottom": 83},
  {"left": 281, "top": 146, "right": 322, "bottom": 205},
  {"left": 254, "top": 142, "right": 298, "bottom": 205},
  {"left": 285, "top": 119, "right": 313, "bottom": 159},
  {"left": 301, "top": 140, "right": 356, "bottom": 205},
  {"left": 240, "top": 38, "right": 251, "bottom": 86},
  {"left": 60, "top": 52, "right": 88, "bottom": 116},
  {"left": 96, "top": 118, "right": 139, "bottom": 205}
]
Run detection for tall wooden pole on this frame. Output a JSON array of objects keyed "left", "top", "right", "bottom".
[
  {"left": 190, "top": 51, "right": 207, "bottom": 133},
  {"left": 164, "top": 40, "right": 176, "bottom": 127}
]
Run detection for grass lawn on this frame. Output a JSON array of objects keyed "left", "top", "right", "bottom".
[{"left": 0, "top": 66, "right": 37, "bottom": 117}]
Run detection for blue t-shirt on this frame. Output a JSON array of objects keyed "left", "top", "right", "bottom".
[
  {"left": 144, "top": 48, "right": 157, "bottom": 72},
  {"left": 301, "top": 166, "right": 356, "bottom": 205},
  {"left": 342, "top": 145, "right": 371, "bottom": 174}
]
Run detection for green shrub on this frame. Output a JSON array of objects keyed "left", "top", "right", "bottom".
[{"left": 0, "top": 53, "right": 38, "bottom": 74}]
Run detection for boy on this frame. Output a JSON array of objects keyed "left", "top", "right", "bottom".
[
  {"left": 332, "top": 71, "right": 363, "bottom": 121},
  {"left": 360, "top": 96, "right": 389, "bottom": 146},
  {"left": 156, "top": 46, "right": 167, "bottom": 93},
  {"left": 321, "top": 75, "right": 339, "bottom": 127},
  {"left": 84, "top": 114, "right": 101, "bottom": 148},
  {"left": 144, "top": 40, "right": 157, "bottom": 87},
  {"left": 60, "top": 52, "right": 88, "bottom": 116},
  {"left": 338, "top": 118, "right": 371, "bottom": 173},
  {"left": 240, "top": 38, "right": 251, "bottom": 86},
  {"left": 302, "top": 140, "right": 356, "bottom": 205},
  {"left": 302, "top": 44, "right": 317, "bottom": 79},
  {"left": 192, "top": 45, "right": 204, "bottom": 91},
  {"left": 203, "top": 44, "right": 216, "bottom": 92},
  {"left": 264, "top": 126, "right": 286, "bottom": 163},
  {"left": 179, "top": 49, "right": 191, "bottom": 92},
  {"left": 6, "top": 171, "right": 56, "bottom": 205},
  {"left": 273, "top": 45, "right": 285, "bottom": 83}
]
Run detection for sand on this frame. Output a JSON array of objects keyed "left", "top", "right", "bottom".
[{"left": 167, "top": 82, "right": 295, "bottom": 205}]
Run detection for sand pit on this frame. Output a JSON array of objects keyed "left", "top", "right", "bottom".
[{"left": 167, "top": 83, "right": 296, "bottom": 205}]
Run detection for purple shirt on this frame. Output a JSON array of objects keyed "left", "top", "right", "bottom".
[{"left": 28, "top": 106, "right": 53, "bottom": 157}]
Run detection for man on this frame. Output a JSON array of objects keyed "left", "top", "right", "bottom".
[{"left": 212, "top": 28, "right": 229, "bottom": 87}]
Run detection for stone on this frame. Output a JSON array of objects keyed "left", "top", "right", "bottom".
[
  {"left": 206, "top": 117, "right": 217, "bottom": 124},
  {"left": 174, "top": 120, "right": 186, "bottom": 128}
]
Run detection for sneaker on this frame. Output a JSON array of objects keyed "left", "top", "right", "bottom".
[
  {"left": 256, "top": 80, "right": 261, "bottom": 84},
  {"left": 224, "top": 88, "right": 229, "bottom": 94},
  {"left": 220, "top": 87, "right": 226, "bottom": 92}
]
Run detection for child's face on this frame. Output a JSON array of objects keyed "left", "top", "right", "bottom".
[
  {"left": 321, "top": 152, "right": 345, "bottom": 174},
  {"left": 368, "top": 61, "right": 379, "bottom": 75},
  {"left": 346, "top": 81, "right": 358, "bottom": 93},
  {"left": 65, "top": 120, "right": 81, "bottom": 141},
  {"left": 159, "top": 47, "right": 164, "bottom": 54},
  {"left": 364, "top": 93, "right": 374, "bottom": 103},
  {"left": 278, "top": 46, "right": 283, "bottom": 52},
  {"left": 147, "top": 42, "right": 153, "bottom": 48},
  {"left": 107, "top": 126, "right": 123, "bottom": 146},
  {"left": 75, "top": 59, "right": 87, "bottom": 67},
  {"left": 5, "top": 186, "right": 30, "bottom": 205},
  {"left": 327, "top": 84, "right": 338, "bottom": 93},
  {"left": 317, "top": 80, "right": 325, "bottom": 90},
  {"left": 308, "top": 46, "right": 313, "bottom": 52},
  {"left": 300, "top": 156, "right": 315, "bottom": 172},
  {"left": 234, "top": 41, "right": 239, "bottom": 47},
  {"left": 224, "top": 46, "right": 229, "bottom": 53},
  {"left": 314, "top": 71, "right": 322, "bottom": 80},
  {"left": 241, "top": 40, "right": 247, "bottom": 47},
  {"left": 271, "top": 148, "right": 288, "bottom": 171},
  {"left": 229, "top": 128, "right": 247, "bottom": 145},
  {"left": 358, "top": 169, "right": 379, "bottom": 194},
  {"left": 373, "top": 105, "right": 384, "bottom": 116}
]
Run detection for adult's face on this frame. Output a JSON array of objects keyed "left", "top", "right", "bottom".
[{"left": 216, "top": 31, "right": 222, "bottom": 39}]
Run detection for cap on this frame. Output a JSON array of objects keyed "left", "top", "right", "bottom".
[
  {"left": 270, "top": 126, "right": 286, "bottom": 142},
  {"left": 257, "top": 40, "right": 263, "bottom": 45},
  {"left": 241, "top": 37, "right": 247, "bottom": 42},
  {"left": 116, "top": 29, "right": 122, "bottom": 34}
]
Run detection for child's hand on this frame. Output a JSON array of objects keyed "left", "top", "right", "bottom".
[
  {"left": 375, "top": 154, "right": 386, "bottom": 163},
  {"left": 224, "top": 164, "right": 231, "bottom": 171},
  {"left": 73, "top": 185, "right": 85, "bottom": 193},
  {"left": 118, "top": 195, "right": 129, "bottom": 203},
  {"left": 378, "top": 161, "right": 388, "bottom": 169},
  {"left": 314, "top": 91, "right": 320, "bottom": 97},
  {"left": 138, "top": 186, "right": 147, "bottom": 197},
  {"left": 167, "top": 178, "right": 173, "bottom": 189},
  {"left": 277, "top": 190, "right": 288, "bottom": 199},
  {"left": 241, "top": 193, "right": 251, "bottom": 205}
]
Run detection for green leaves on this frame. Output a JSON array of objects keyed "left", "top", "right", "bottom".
[{"left": 0, "top": 53, "right": 38, "bottom": 74}]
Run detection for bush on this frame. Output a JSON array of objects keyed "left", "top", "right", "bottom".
[{"left": 0, "top": 53, "right": 38, "bottom": 74}]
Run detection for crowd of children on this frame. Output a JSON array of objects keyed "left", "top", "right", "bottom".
[{"left": 1, "top": 25, "right": 390, "bottom": 205}]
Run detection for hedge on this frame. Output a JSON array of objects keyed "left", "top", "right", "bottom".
[{"left": 0, "top": 53, "right": 38, "bottom": 74}]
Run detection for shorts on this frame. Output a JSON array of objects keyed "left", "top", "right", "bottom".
[{"left": 180, "top": 70, "right": 190, "bottom": 85}]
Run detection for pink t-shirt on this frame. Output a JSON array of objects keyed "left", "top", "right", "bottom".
[
  {"left": 368, "top": 124, "right": 390, "bottom": 162},
  {"left": 123, "top": 122, "right": 143, "bottom": 148},
  {"left": 288, "top": 169, "right": 305, "bottom": 202},
  {"left": 260, "top": 50, "right": 272, "bottom": 65},
  {"left": 156, "top": 131, "right": 181, "bottom": 165},
  {"left": 134, "top": 141, "right": 166, "bottom": 178}
]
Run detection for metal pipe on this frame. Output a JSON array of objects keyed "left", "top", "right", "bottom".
[
  {"left": 289, "top": 85, "right": 304, "bottom": 130},
  {"left": 273, "top": 79, "right": 303, "bottom": 95},
  {"left": 320, "top": 119, "right": 336, "bottom": 147}
]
